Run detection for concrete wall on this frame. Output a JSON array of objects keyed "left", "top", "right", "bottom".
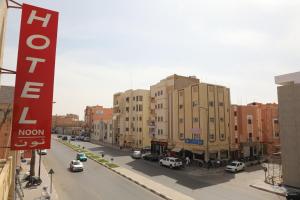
[{"left": 277, "top": 83, "right": 300, "bottom": 188}]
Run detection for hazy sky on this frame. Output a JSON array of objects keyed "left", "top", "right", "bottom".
[{"left": 2, "top": 0, "right": 300, "bottom": 119}]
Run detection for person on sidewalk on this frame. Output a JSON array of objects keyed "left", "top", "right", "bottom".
[{"left": 185, "top": 157, "right": 190, "bottom": 167}]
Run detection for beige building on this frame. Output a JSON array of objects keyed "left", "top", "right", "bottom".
[
  {"left": 275, "top": 71, "right": 300, "bottom": 189},
  {"left": 149, "top": 74, "right": 231, "bottom": 162},
  {"left": 52, "top": 114, "right": 84, "bottom": 135},
  {"left": 91, "top": 119, "right": 113, "bottom": 144},
  {"left": 149, "top": 75, "right": 199, "bottom": 154},
  {"left": 113, "top": 89, "right": 151, "bottom": 149}
]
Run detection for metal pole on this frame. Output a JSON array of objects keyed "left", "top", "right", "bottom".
[
  {"left": 38, "top": 151, "right": 41, "bottom": 178},
  {"left": 50, "top": 174, "right": 52, "bottom": 193}
]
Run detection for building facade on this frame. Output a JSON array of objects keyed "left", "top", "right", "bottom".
[
  {"left": 113, "top": 89, "right": 151, "bottom": 149},
  {"left": 92, "top": 120, "right": 113, "bottom": 144},
  {"left": 149, "top": 74, "right": 199, "bottom": 154},
  {"left": 275, "top": 71, "right": 300, "bottom": 189},
  {"left": 52, "top": 114, "right": 84, "bottom": 135},
  {"left": 230, "top": 103, "right": 279, "bottom": 160},
  {"left": 84, "top": 105, "right": 112, "bottom": 134}
]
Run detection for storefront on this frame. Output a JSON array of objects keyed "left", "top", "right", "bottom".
[{"left": 151, "top": 141, "right": 168, "bottom": 155}]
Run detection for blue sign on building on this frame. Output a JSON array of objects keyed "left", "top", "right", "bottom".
[{"left": 185, "top": 139, "right": 203, "bottom": 145}]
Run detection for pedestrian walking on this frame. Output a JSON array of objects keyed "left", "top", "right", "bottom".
[{"left": 185, "top": 157, "right": 190, "bottom": 166}]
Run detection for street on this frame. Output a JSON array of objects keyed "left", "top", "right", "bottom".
[
  {"left": 69, "top": 139, "right": 284, "bottom": 200},
  {"left": 42, "top": 138, "right": 163, "bottom": 200}
]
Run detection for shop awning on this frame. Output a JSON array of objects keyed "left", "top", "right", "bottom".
[{"left": 171, "top": 147, "right": 182, "bottom": 152}]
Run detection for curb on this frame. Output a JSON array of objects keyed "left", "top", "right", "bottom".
[
  {"left": 249, "top": 184, "right": 286, "bottom": 197},
  {"left": 57, "top": 139, "right": 173, "bottom": 200}
]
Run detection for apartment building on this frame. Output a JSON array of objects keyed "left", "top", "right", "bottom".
[
  {"left": 84, "top": 105, "right": 112, "bottom": 133},
  {"left": 113, "top": 89, "right": 151, "bottom": 149},
  {"left": 52, "top": 114, "right": 84, "bottom": 135},
  {"left": 92, "top": 119, "right": 113, "bottom": 144},
  {"left": 149, "top": 74, "right": 199, "bottom": 154},
  {"left": 230, "top": 102, "right": 279, "bottom": 159},
  {"left": 275, "top": 71, "right": 300, "bottom": 189},
  {"left": 172, "top": 83, "right": 231, "bottom": 161}
]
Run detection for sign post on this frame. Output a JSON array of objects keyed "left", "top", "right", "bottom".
[
  {"left": 48, "top": 168, "right": 54, "bottom": 193},
  {"left": 11, "top": 4, "right": 59, "bottom": 150}
]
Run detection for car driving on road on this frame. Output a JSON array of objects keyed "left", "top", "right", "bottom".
[
  {"left": 226, "top": 161, "right": 245, "bottom": 173},
  {"left": 69, "top": 160, "right": 84, "bottom": 172},
  {"left": 76, "top": 153, "right": 87, "bottom": 162},
  {"left": 159, "top": 157, "right": 183, "bottom": 169}
]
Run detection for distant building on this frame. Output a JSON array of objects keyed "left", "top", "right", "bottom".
[
  {"left": 275, "top": 71, "right": 300, "bottom": 189},
  {"left": 113, "top": 89, "right": 151, "bottom": 149},
  {"left": 0, "top": 86, "right": 14, "bottom": 159},
  {"left": 84, "top": 105, "right": 112, "bottom": 133},
  {"left": 230, "top": 103, "right": 279, "bottom": 160},
  {"left": 52, "top": 114, "right": 84, "bottom": 135},
  {"left": 92, "top": 119, "right": 113, "bottom": 144}
]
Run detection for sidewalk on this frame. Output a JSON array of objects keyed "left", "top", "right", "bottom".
[
  {"left": 19, "top": 155, "right": 59, "bottom": 200},
  {"left": 249, "top": 179, "right": 286, "bottom": 197}
]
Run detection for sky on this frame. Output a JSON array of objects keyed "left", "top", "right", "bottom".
[{"left": 2, "top": 0, "right": 300, "bottom": 120}]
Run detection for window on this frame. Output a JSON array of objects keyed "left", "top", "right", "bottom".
[
  {"left": 249, "top": 132, "right": 252, "bottom": 138},
  {"left": 161, "top": 129, "right": 163, "bottom": 134},
  {"left": 234, "top": 111, "right": 237, "bottom": 116},
  {"left": 126, "top": 107, "right": 129, "bottom": 112},
  {"left": 133, "top": 107, "right": 135, "bottom": 111},
  {"left": 275, "top": 132, "right": 279, "bottom": 137},
  {"left": 139, "top": 105, "right": 143, "bottom": 111},
  {"left": 139, "top": 96, "right": 143, "bottom": 101},
  {"left": 133, "top": 97, "right": 135, "bottom": 101},
  {"left": 220, "top": 134, "right": 225, "bottom": 139},
  {"left": 161, "top": 117, "right": 163, "bottom": 122},
  {"left": 155, "top": 116, "right": 157, "bottom": 121},
  {"left": 139, "top": 116, "right": 142, "bottom": 121},
  {"left": 157, "top": 91, "right": 160, "bottom": 96},
  {"left": 220, "top": 117, "right": 224, "bottom": 122},
  {"left": 155, "top": 93, "right": 157, "bottom": 97},
  {"left": 139, "top": 128, "right": 142, "bottom": 132},
  {"left": 179, "top": 104, "right": 183, "bottom": 109},
  {"left": 209, "top": 134, "right": 215, "bottom": 140},
  {"left": 158, "top": 129, "right": 161, "bottom": 135},
  {"left": 133, "top": 117, "right": 135, "bottom": 121},
  {"left": 192, "top": 101, "right": 198, "bottom": 107},
  {"left": 210, "top": 117, "right": 215, "bottom": 123},
  {"left": 235, "top": 138, "right": 238, "bottom": 144},
  {"left": 126, "top": 127, "right": 129, "bottom": 131},
  {"left": 125, "top": 117, "right": 129, "bottom": 121},
  {"left": 234, "top": 125, "right": 238, "bottom": 131},
  {"left": 274, "top": 119, "right": 278, "bottom": 124},
  {"left": 132, "top": 127, "right": 135, "bottom": 131},
  {"left": 248, "top": 119, "right": 252, "bottom": 124},
  {"left": 193, "top": 118, "right": 199, "bottom": 123},
  {"left": 219, "top": 102, "right": 224, "bottom": 106},
  {"left": 155, "top": 105, "right": 157, "bottom": 109},
  {"left": 161, "top": 104, "right": 163, "bottom": 109},
  {"left": 179, "top": 118, "right": 184, "bottom": 123},
  {"left": 209, "top": 101, "right": 214, "bottom": 107},
  {"left": 126, "top": 97, "right": 129, "bottom": 102},
  {"left": 161, "top": 90, "right": 163, "bottom": 95}
]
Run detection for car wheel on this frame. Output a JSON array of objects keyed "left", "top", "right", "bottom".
[
  {"left": 170, "top": 165, "right": 173, "bottom": 169},
  {"left": 235, "top": 169, "right": 237, "bottom": 172},
  {"left": 159, "top": 162, "right": 163, "bottom": 166}
]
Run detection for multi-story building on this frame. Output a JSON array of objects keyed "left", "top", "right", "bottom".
[
  {"left": 92, "top": 119, "right": 113, "bottom": 144},
  {"left": 113, "top": 89, "right": 151, "bottom": 149},
  {"left": 149, "top": 74, "right": 199, "bottom": 154},
  {"left": 172, "top": 83, "right": 231, "bottom": 162},
  {"left": 84, "top": 105, "right": 112, "bottom": 133},
  {"left": 230, "top": 103, "right": 279, "bottom": 159},
  {"left": 0, "top": 86, "right": 14, "bottom": 159},
  {"left": 52, "top": 114, "right": 84, "bottom": 135},
  {"left": 275, "top": 71, "right": 300, "bottom": 189}
]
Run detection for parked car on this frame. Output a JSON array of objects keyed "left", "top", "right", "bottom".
[
  {"left": 62, "top": 136, "right": 68, "bottom": 140},
  {"left": 226, "top": 161, "right": 245, "bottom": 172},
  {"left": 132, "top": 150, "right": 142, "bottom": 159},
  {"left": 83, "top": 137, "right": 90, "bottom": 142},
  {"left": 159, "top": 157, "right": 183, "bottom": 168},
  {"left": 57, "top": 134, "right": 62, "bottom": 138},
  {"left": 70, "top": 135, "right": 76, "bottom": 141},
  {"left": 76, "top": 153, "right": 87, "bottom": 162},
  {"left": 38, "top": 149, "right": 47, "bottom": 155},
  {"left": 142, "top": 153, "right": 159, "bottom": 161},
  {"left": 69, "top": 160, "right": 84, "bottom": 172}
]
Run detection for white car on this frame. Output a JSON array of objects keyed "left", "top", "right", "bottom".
[
  {"left": 69, "top": 160, "right": 84, "bottom": 172},
  {"left": 159, "top": 157, "right": 183, "bottom": 168},
  {"left": 226, "top": 161, "right": 245, "bottom": 172},
  {"left": 38, "top": 149, "right": 47, "bottom": 155},
  {"left": 132, "top": 150, "right": 142, "bottom": 159}
]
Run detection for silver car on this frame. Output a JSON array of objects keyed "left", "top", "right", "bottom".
[
  {"left": 131, "top": 150, "right": 142, "bottom": 159},
  {"left": 70, "top": 160, "right": 84, "bottom": 172}
]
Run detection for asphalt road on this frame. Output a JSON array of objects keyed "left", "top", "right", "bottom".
[
  {"left": 43, "top": 139, "right": 163, "bottom": 200},
  {"left": 70, "top": 139, "right": 284, "bottom": 200}
]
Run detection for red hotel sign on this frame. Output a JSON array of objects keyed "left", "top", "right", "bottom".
[{"left": 11, "top": 4, "right": 59, "bottom": 150}]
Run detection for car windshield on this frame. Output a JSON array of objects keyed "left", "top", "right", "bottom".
[
  {"left": 73, "top": 161, "right": 81, "bottom": 165},
  {"left": 78, "top": 153, "right": 85, "bottom": 156},
  {"left": 174, "top": 159, "right": 181, "bottom": 162},
  {"left": 230, "top": 162, "right": 238, "bottom": 166}
]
